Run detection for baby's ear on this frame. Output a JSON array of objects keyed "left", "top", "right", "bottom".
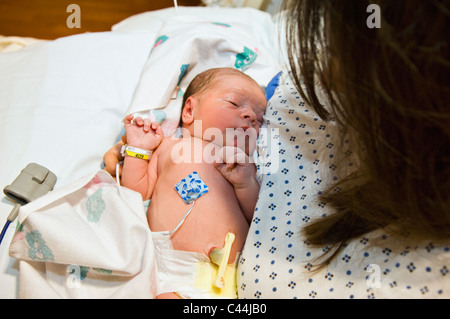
[{"left": 181, "top": 96, "right": 196, "bottom": 125}]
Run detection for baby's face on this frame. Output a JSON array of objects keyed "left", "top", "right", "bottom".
[{"left": 193, "top": 74, "right": 267, "bottom": 153}]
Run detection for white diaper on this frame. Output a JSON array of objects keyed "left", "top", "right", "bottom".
[{"left": 152, "top": 230, "right": 238, "bottom": 299}]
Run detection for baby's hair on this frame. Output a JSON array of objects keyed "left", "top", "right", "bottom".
[{"left": 179, "top": 67, "right": 255, "bottom": 125}]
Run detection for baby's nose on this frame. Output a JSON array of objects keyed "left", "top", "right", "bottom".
[{"left": 242, "top": 108, "right": 257, "bottom": 123}]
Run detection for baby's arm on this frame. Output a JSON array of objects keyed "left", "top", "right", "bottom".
[
  {"left": 214, "top": 147, "right": 260, "bottom": 223},
  {"left": 121, "top": 115, "right": 163, "bottom": 200},
  {"left": 230, "top": 170, "right": 259, "bottom": 224}
]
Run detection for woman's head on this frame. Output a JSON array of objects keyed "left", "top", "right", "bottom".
[{"left": 283, "top": 0, "right": 450, "bottom": 253}]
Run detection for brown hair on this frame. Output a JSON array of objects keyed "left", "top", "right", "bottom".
[{"left": 283, "top": 0, "right": 450, "bottom": 265}]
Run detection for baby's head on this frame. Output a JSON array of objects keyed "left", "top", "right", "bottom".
[{"left": 179, "top": 68, "right": 267, "bottom": 153}]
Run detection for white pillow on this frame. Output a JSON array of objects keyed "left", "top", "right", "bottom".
[
  {"left": 112, "top": 6, "right": 277, "bottom": 60},
  {"left": 0, "top": 31, "right": 156, "bottom": 189}
]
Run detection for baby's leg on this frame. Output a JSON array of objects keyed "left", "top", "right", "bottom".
[{"left": 156, "top": 292, "right": 181, "bottom": 299}]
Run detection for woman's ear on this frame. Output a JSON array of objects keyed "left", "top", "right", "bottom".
[{"left": 181, "top": 96, "right": 196, "bottom": 125}]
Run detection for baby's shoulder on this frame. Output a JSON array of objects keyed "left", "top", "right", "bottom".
[{"left": 156, "top": 136, "right": 180, "bottom": 151}]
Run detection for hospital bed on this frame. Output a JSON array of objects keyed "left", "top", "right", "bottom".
[{"left": 0, "top": 0, "right": 284, "bottom": 298}]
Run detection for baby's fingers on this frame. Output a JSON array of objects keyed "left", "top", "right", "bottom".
[
  {"left": 143, "top": 118, "right": 152, "bottom": 132},
  {"left": 150, "top": 121, "right": 160, "bottom": 131},
  {"left": 123, "top": 114, "right": 134, "bottom": 125},
  {"left": 152, "top": 122, "right": 164, "bottom": 138},
  {"left": 133, "top": 116, "right": 145, "bottom": 126},
  {"left": 215, "top": 146, "right": 248, "bottom": 165}
]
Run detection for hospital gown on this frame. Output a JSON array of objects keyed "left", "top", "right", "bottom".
[{"left": 238, "top": 70, "right": 450, "bottom": 299}]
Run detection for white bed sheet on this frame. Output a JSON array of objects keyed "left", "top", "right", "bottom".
[
  {"left": 0, "top": 6, "right": 281, "bottom": 299},
  {"left": 0, "top": 30, "right": 157, "bottom": 299}
]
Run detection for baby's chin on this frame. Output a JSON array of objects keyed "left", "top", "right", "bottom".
[{"left": 203, "top": 138, "right": 255, "bottom": 156}]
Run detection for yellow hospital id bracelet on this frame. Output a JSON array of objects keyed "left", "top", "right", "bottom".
[{"left": 121, "top": 144, "right": 152, "bottom": 160}]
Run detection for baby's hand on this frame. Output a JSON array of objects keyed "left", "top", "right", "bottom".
[
  {"left": 215, "top": 146, "right": 260, "bottom": 222},
  {"left": 214, "top": 146, "right": 256, "bottom": 189},
  {"left": 123, "top": 114, "right": 163, "bottom": 151}
]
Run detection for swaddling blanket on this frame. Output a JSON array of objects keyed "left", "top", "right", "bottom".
[
  {"left": 127, "top": 14, "right": 280, "bottom": 137},
  {"left": 9, "top": 170, "right": 157, "bottom": 299}
]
